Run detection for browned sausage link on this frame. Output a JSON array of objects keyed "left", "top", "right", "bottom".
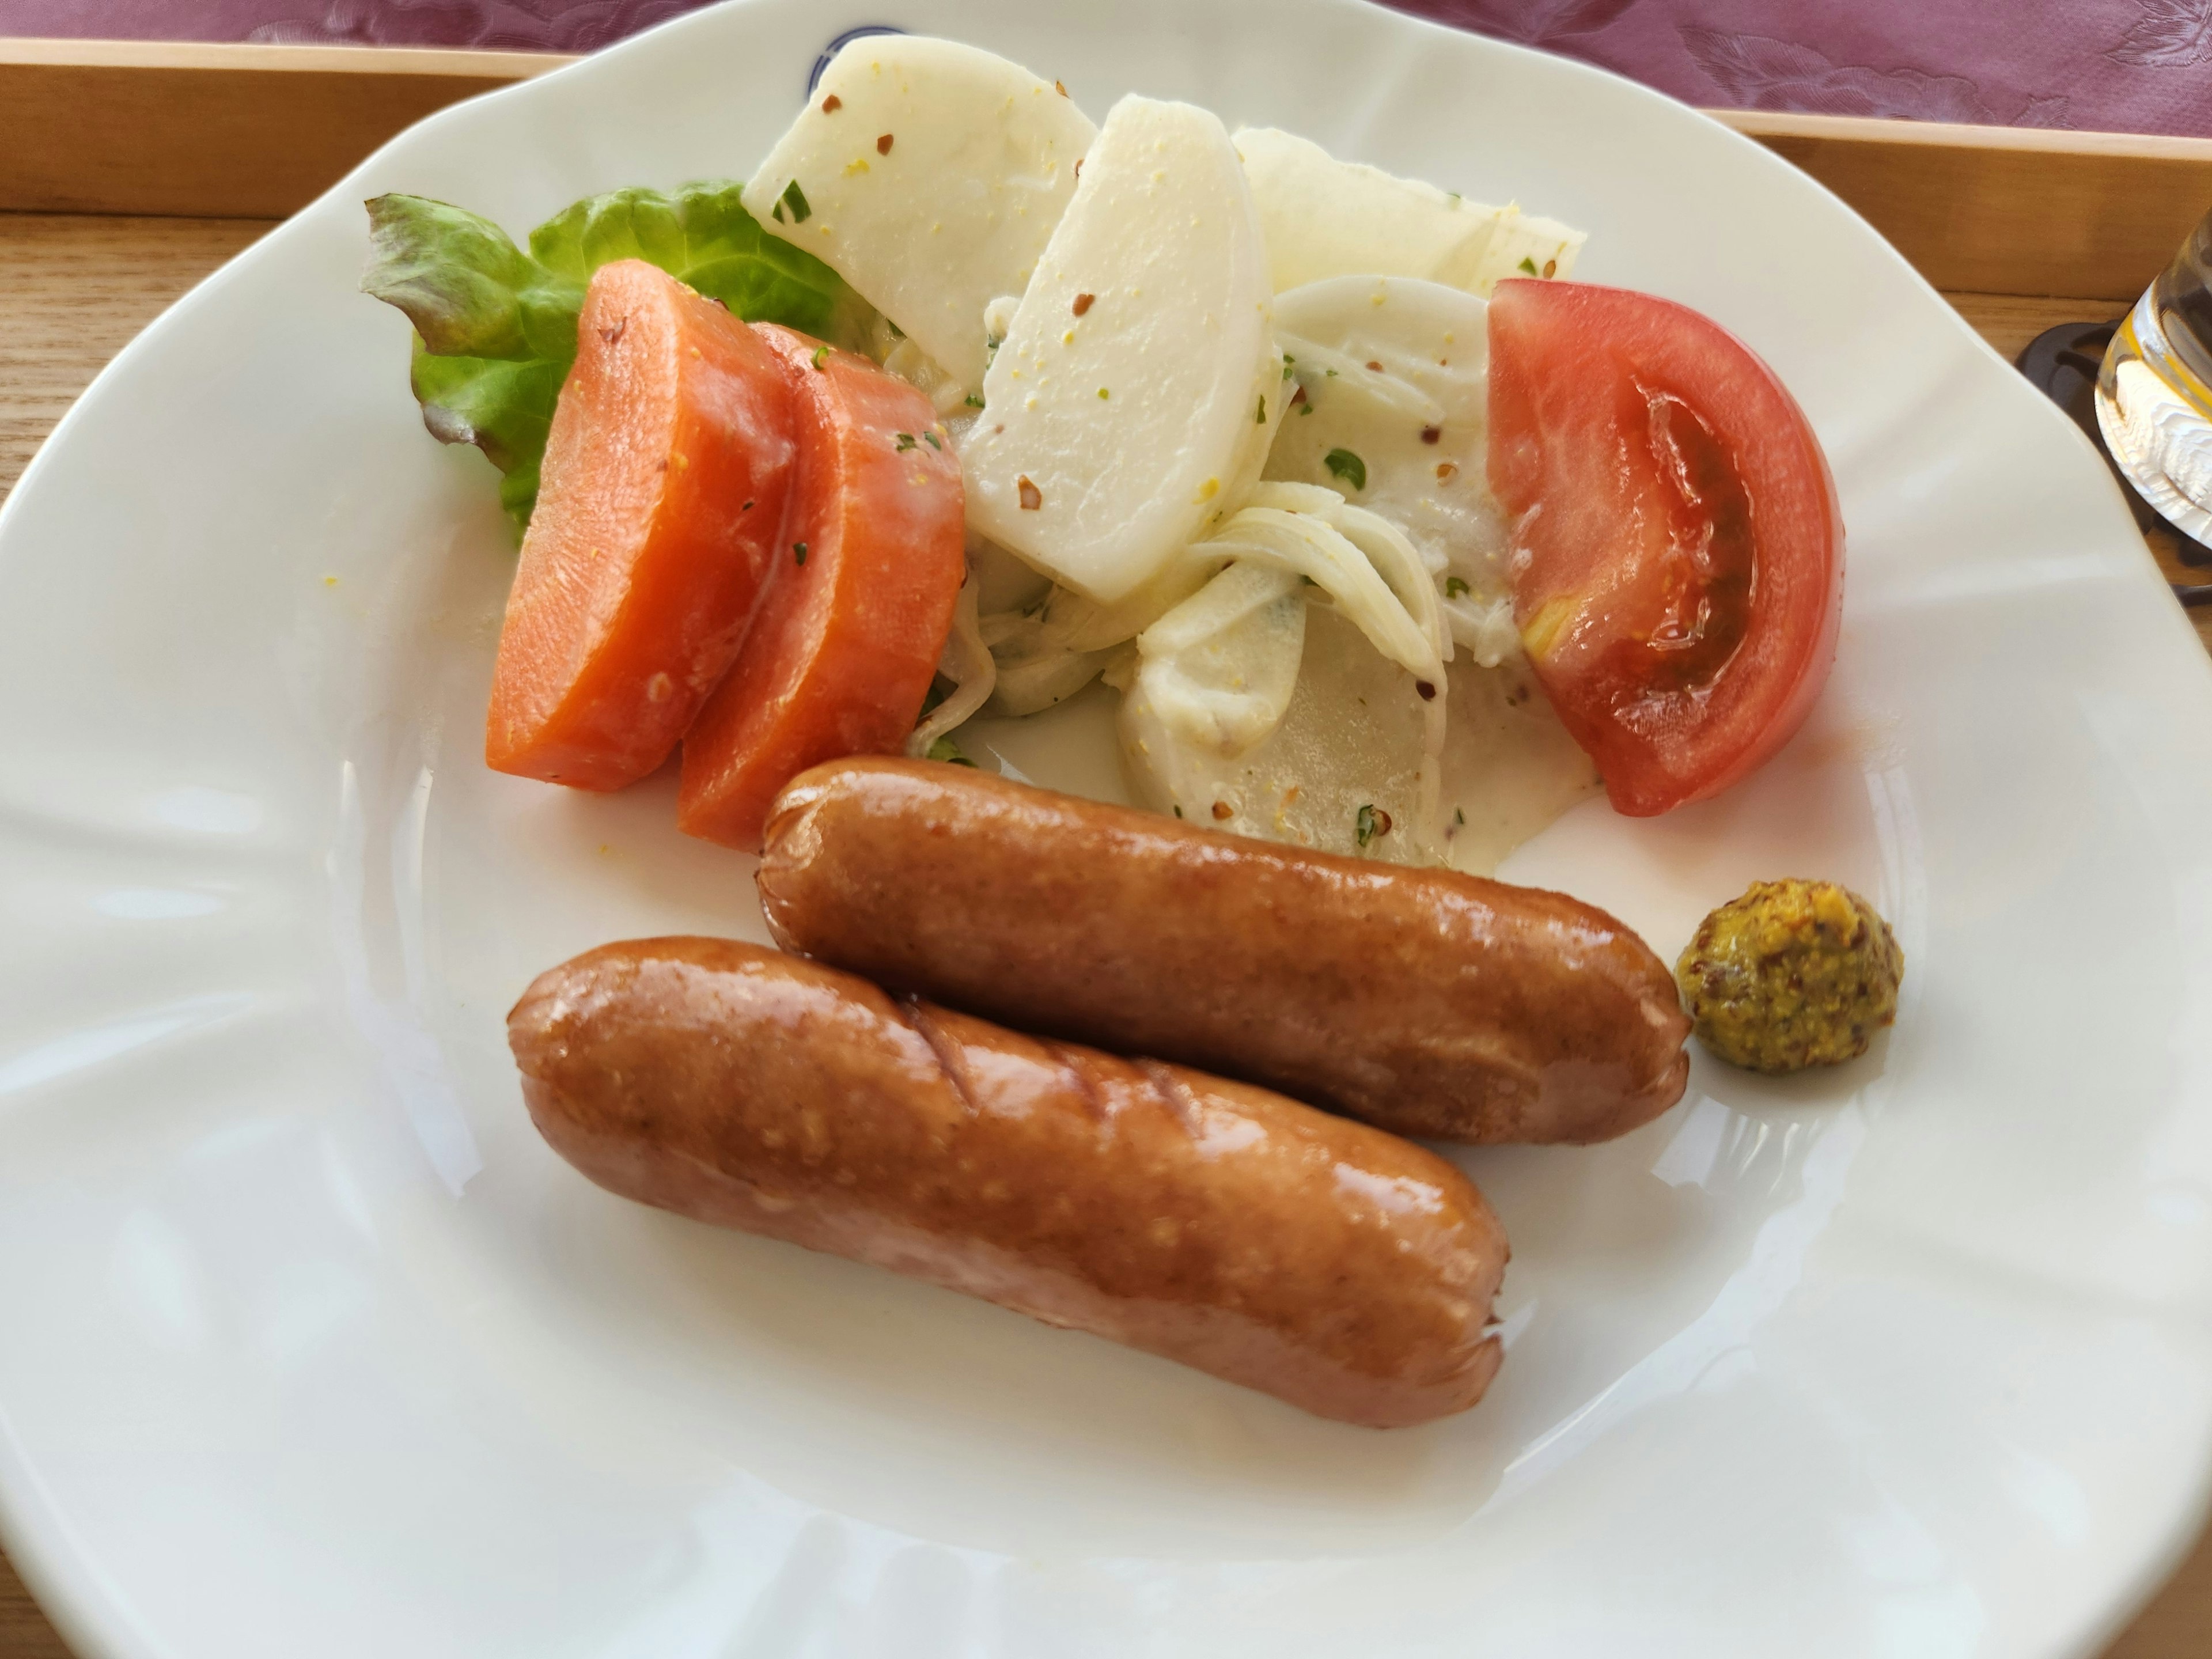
[
  {"left": 510, "top": 937, "right": 1508, "bottom": 1429},
  {"left": 758, "top": 757, "right": 1690, "bottom": 1145}
]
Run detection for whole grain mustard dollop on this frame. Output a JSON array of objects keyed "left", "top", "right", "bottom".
[{"left": 1676, "top": 879, "right": 1903, "bottom": 1074}]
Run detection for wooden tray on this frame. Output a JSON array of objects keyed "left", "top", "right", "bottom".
[
  {"left": 10, "top": 37, "right": 2212, "bottom": 301},
  {"left": 0, "top": 39, "right": 2207, "bottom": 1659}
]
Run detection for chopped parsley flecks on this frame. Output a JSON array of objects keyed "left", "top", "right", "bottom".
[
  {"left": 1323, "top": 448, "right": 1367, "bottom": 491},
  {"left": 923, "top": 430, "right": 942, "bottom": 450},
  {"left": 781, "top": 179, "right": 812, "bottom": 224},
  {"left": 1445, "top": 575, "right": 1470, "bottom": 599},
  {"left": 793, "top": 541, "right": 808, "bottom": 565},
  {"left": 926, "top": 735, "right": 977, "bottom": 768},
  {"left": 1355, "top": 803, "right": 1391, "bottom": 849},
  {"left": 896, "top": 431, "right": 918, "bottom": 452},
  {"left": 965, "top": 393, "right": 986, "bottom": 408},
  {"left": 1518, "top": 256, "right": 1538, "bottom": 275},
  {"left": 1256, "top": 395, "right": 1267, "bottom": 425},
  {"left": 810, "top": 344, "right": 830, "bottom": 370}
]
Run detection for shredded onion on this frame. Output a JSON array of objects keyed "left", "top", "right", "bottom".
[{"left": 907, "top": 565, "right": 995, "bottom": 754}]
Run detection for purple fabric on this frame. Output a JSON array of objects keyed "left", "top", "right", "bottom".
[
  {"left": 0, "top": 0, "right": 703, "bottom": 51},
  {"left": 1393, "top": 0, "right": 2212, "bottom": 135},
  {"left": 4, "top": 0, "right": 2212, "bottom": 137}
]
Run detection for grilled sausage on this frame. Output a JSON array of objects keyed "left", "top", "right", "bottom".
[
  {"left": 509, "top": 937, "right": 1508, "bottom": 1429},
  {"left": 757, "top": 757, "right": 1690, "bottom": 1144}
]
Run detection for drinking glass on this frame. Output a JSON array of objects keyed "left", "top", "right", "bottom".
[{"left": 2099, "top": 205, "right": 2212, "bottom": 543}]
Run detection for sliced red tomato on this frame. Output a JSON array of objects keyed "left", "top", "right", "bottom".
[{"left": 1487, "top": 279, "right": 1843, "bottom": 817}]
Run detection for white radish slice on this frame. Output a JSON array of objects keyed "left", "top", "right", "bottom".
[
  {"left": 1179, "top": 494, "right": 1448, "bottom": 856},
  {"left": 970, "top": 357, "right": 1284, "bottom": 706},
  {"left": 1263, "top": 284, "right": 1595, "bottom": 870},
  {"left": 744, "top": 36, "right": 1095, "bottom": 393},
  {"left": 1129, "top": 560, "right": 1306, "bottom": 757},
  {"left": 1271, "top": 275, "right": 1515, "bottom": 657},
  {"left": 1123, "top": 601, "right": 1441, "bottom": 865},
  {"left": 1475, "top": 204, "right": 1586, "bottom": 289},
  {"left": 1234, "top": 127, "right": 1499, "bottom": 294},
  {"left": 960, "top": 94, "right": 1276, "bottom": 604},
  {"left": 1437, "top": 657, "right": 1600, "bottom": 876},
  {"left": 1273, "top": 338, "right": 1445, "bottom": 426},
  {"left": 1234, "top": 127, "right": 1585, "bottom": 298}
]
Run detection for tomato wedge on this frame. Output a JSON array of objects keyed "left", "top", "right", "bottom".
[
  {"left": 676, "top": 325, "right": 966, "bottom": 850},
  {"left": 485, "top": 259, "right": 796, "bottom": 791},
  {"left": 1487, "top": 279, "right": 1843, "bottom": 816}
]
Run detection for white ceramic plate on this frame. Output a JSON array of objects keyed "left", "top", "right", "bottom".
[{"left": 5, "top": 2, "right": 2212, "bottom": 1653}]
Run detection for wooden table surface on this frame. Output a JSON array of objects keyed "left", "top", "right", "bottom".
[{"left": 1, "top": 210, "right": 2207, "bottom": 1657}]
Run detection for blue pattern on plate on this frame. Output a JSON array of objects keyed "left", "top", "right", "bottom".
[{"left": 809, "top": 25, "right": 908, "bottom": 93}]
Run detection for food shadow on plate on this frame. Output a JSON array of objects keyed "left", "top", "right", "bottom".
[
  {"left": 1449, "top": 1022, "right": 1895, "bottom": 1491},
  {"left": 1505, "top": 688, "right": 1919, "bottom": 952},
  {"left": 1691, "top": 1026, "right": 1899, "bottom": 1117},
  {"left": 520, "top": 1166, "right": 1515, "bottom": 1557},
  {"left": 513, "top": 755, "right": 771, "bottom": 923}
]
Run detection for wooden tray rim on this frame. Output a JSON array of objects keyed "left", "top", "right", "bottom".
[{"left": 4, "top": 40, "right": 2209, "bottom": 295}]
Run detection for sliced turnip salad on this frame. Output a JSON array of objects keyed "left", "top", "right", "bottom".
[
  {"left": 364, "top": 32, "right": 1843, "bottom": 869},
  {"left": 746, "top": 35, "right": 1595, "bottom": 869}
]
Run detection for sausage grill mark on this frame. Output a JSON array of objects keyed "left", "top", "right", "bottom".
[
  {"left": 1060, "top": 1045, "right": 1117, "bottom": 1127},
  {"left": 1141, "top": 1056, "right": 1209, "bottom": 1139},
  {"left": 896, "top": 996, "right": 985, "bottom": 1120}
]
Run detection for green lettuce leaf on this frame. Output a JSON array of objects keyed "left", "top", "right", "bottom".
[
  {"left": 527, "top": 183, "right": 875, "bottom": 347},
  {"left": 362, "top": 181, "right": 875, "bottom": 533},
  {"left": 407, "top": 347, "right": 570, "bottom": 527}
]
